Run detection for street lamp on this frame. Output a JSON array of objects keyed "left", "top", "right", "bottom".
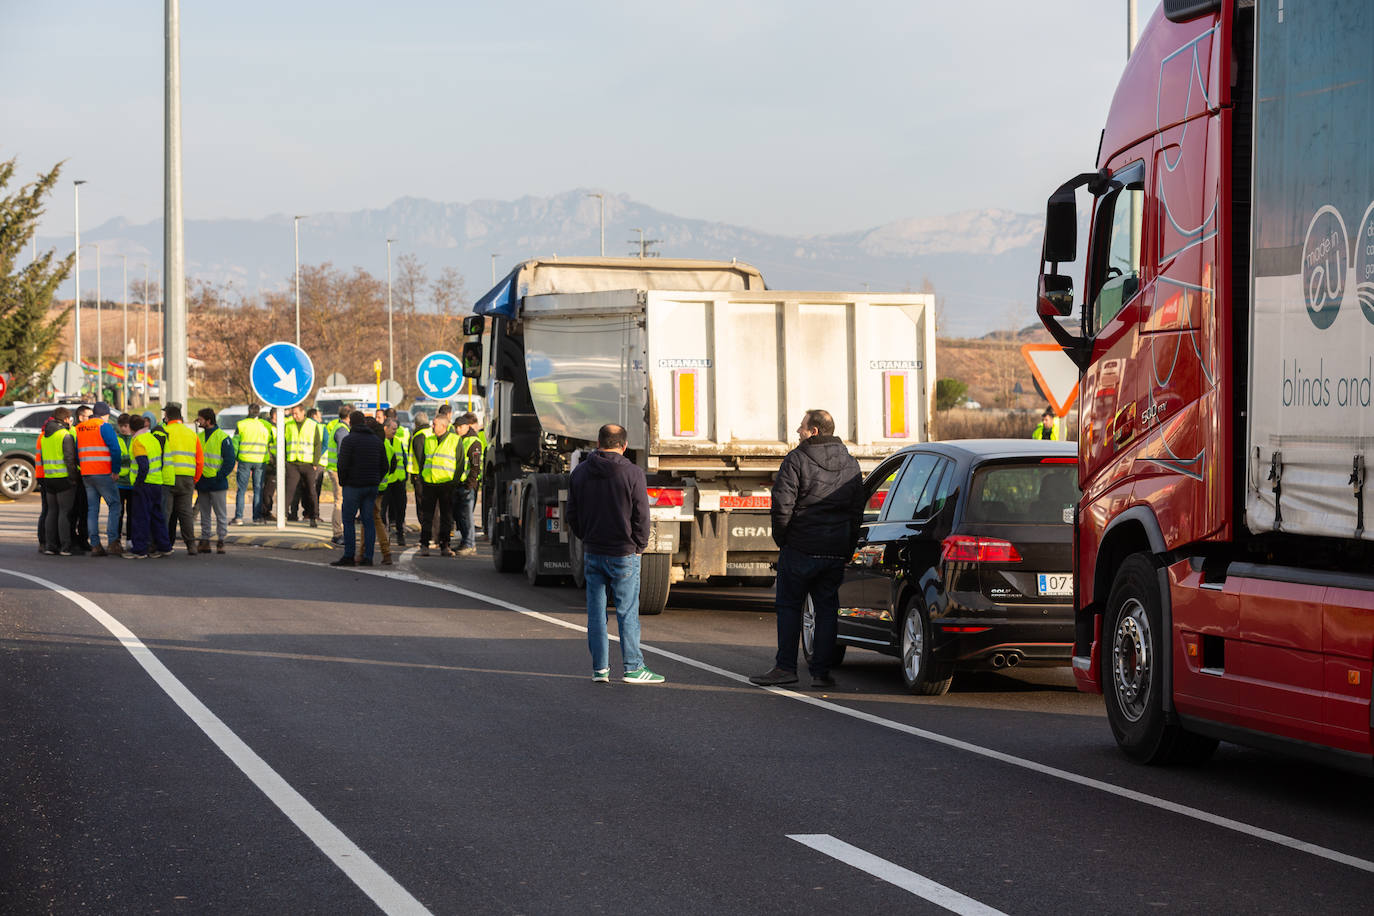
[
  {"left": 142, "top": 262, "right": 150, "bottom": 406},
  {"left": 491, "top": 253, "right": 501, "bottom": 285},
  {"left": 73, "top": 180, "right": 87, "bottom": 367},
  {"left": 121, "top": 254, "right": 129, "bottom": 409},
  {"left": 386, "top": 238, "right": 396, "bottom": 384},
  {"left": 94, "top": 243, "right": 102, "bottom": 401},
  {"left": 294, "top": 214, "right": 307, "bottom": 346},
  {"left": 586, "top": 192, "right": 605, "bottom": 256}
]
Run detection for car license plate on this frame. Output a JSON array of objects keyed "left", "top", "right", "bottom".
[{"left": 1037, "top": 573, "right": 1072, "bottom": 597}]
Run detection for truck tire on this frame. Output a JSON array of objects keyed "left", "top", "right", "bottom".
[
  {"left": 801, "top": 595, "right": 846, "bottom": 668},
  {"left": 1103, "top": 554, "right": 1218, "bottom": 765},
  {"left": 0, "top": 457, "right": 36, "bottom": 499},
  {"left": 490, "top": 504, "right": 524, "bottom": 574},
  {"left": 638, "top": 552, "right": 672, "bottom": 616}
]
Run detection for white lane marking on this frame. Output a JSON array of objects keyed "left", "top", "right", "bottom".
[
  {"left": 0, "top": 567, "right": 431, "bottom": 916},
  {"left": 788, "top": 834, "right": 1005, "bottom": 915},
  {"left": 274, "top": 555, "right": 1374, "bottom": 875}
]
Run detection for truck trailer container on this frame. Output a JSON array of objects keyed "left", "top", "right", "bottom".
[
  {"left": 1036, "top": 0, "right": 1374, "bottom": 768},
  {"left": 462, "top": 257, "right": 935, "bottom": 614}
]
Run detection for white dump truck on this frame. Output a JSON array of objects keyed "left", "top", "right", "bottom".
[{"left": 461, "top": 257, "right": 935, "bottom": 614}]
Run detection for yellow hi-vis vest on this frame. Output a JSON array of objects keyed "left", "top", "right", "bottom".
[
  {"left": 320, "top": 418, "right": 345, "bottom": 469},
  {"left": 407, "top": 428, "right": 427, "bottom": 476},
  {"left": 162, "top": 421, "right": 200, "bottom": 480},
  {"left": 236, "top": 416, "right": 270, "bottom": 463},
  {"left": 459, "top": 433, "right": 485, "bottom": 484},
  {"left": 131, "top": 430, "right": 165, "bottom": 485},
  {"left": 422, "top": 430, "right": 460, "bottom": 484},
  {"left": 199, "top": 427, "right": 231, "bottom": 478},
  {"left": 284, "top": 417, "right": 319, "bottom": 463},
  {"left": 40, "top": 427, "right": 73, "bottom": 479},
  {"left": 118, "top": 436, "right": 133, "bottom": 487}
]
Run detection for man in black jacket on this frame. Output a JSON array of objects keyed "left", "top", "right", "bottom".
[
  {"left": 331, "top": 412, "right": 388, "bottom": 567},
  {"left": 565, "top": 423, "right": 665, "bottom": 685},
  {"left": 750, "top": 409, "right": 864, "bottom": 689}
]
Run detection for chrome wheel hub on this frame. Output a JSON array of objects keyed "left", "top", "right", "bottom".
[
  {"left": 903, "top": 611, "right": 923, "bottom": 681},
  {"left": 1112, "top": 598, "right": 1151, "bottom": 723}
]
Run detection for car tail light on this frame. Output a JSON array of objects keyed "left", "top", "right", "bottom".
[
  {"left": 938, "top": 625, "right": 992, "bottom": 633},
  {"left": 940, "top": 535, "right": 1022, "bottom": 564},
  {"left": 646, "top": 487, "right": 685, "bottom": 507},
  {"left": 1040, "top": 456, "right": 1078, "bottom": 464}
]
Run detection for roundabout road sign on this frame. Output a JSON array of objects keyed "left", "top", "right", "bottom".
[
  {"left": 251, "top": 341, "right": 315, "bottom": 409},
  {"left": 416, "top": 351, "right": 463, "bottom": 400}
]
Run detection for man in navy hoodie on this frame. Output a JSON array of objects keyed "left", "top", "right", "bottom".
[{"left": 565, "top": 423, "right": 665, "bottom": 684}]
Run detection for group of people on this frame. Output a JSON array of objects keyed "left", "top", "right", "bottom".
[
  {"left": 34, "top": 398, "right": 487, "bottom": 566},
  {"left": 224, "top": 401, "right": 485, "bottom": 567},
  {"left": 37, "top": 401, "right": 236, "bottom": 559}
]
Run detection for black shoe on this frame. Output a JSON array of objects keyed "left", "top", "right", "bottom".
[
  {"left": 748, "top": 666, "right": 799, "bottom": 687},
  {"left": 809, "top": 674, "right": 837, "bottom": 690},
  {"left": 286, "top": 515, "right": 298, "bottom": 522},
  {"left": 329, "top": 556, "right": 355, "bottom": 567},
  {"left": 309, "top": 517, "right": 318, "bottom": 528}
]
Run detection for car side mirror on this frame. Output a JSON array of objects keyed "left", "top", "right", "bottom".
[
  {"left": 462, "top": 315, "right": 485, "bottom": 336},
  {"left": 461, "top": 341, "right": 483, "bottom": 378}
]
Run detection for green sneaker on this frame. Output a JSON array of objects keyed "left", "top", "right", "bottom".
[
  {"left": 592, "top": 669, "right": 610, "bottom": 683},
  {"left": 622, "top": 666, "right": 665, "bottom": 684}
]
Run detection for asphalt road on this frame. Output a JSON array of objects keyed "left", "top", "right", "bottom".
[{"left": 3, "top": 495, "right": 1373, "bottom": 914}]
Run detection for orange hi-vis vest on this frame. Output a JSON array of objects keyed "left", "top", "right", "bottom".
[{"left": 75, "top": 418, "right": 114, "bottom": 475}]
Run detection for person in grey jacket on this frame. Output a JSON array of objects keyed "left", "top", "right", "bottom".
[{"left": 750, "top": 408, "right": 865, "bottom": 689}]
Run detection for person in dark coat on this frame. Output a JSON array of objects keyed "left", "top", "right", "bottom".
[
  {"left": 750, "top": 408, "right": 865, "bottom": 689},
  {"left": 331, "top": 411, "right": 388, "bottom": 567},
  {"left": 565, "top": 423, "right": 664, "bottom": 684}
]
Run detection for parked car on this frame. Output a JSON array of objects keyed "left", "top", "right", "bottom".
[
  {"left": 0, "top": 401, "right": 87, "bottom": 498},
  {"left": 803, "top": 438, "right": 1079, "bottom": 695}
]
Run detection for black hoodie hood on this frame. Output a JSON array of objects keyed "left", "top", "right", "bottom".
[{"left": 582, "top": 448, "right": 629, "bottom": 478}]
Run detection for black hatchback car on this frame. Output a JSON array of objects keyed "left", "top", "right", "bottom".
[{"left": 802, "top": 438, "right": 1079, "bottom": 695}]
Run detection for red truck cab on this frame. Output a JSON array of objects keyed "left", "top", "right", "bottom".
[{"left": 1036, "top": 0, "right": 1374, "bottom": 769}]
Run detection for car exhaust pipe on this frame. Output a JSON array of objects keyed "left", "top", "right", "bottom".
[
  {"left": 1005, "top": 653, "right": 1021, "bottom": 668},
  {"left": 991, "top": 653, "right": 1007, "bottom": 668}
]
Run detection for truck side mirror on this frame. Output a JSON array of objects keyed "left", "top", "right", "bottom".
[
  {"left": 462, "top": 315, "right": 485, "bottom": 336},
  {"left": 1038, "top": 274, "right": 1075, "bottom": 318},
  {"left": 461, "top": 341, "right": 483, "bottom": 378},
  {"left": 1043, "top": 186, "right": 1079, "bottom": 264}
]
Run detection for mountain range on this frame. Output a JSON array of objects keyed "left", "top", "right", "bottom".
[{"left": 39, "top": 190, "right": 1046, "bottom": 337}]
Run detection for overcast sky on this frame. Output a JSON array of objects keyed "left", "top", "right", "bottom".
[{"left": 6, "top": 0, "right": 1163, "bottom": 241}]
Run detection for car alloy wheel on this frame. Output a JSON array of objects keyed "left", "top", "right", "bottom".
[
  {"left": 802, "top": 595, "right": 816, "bottom": 659},
  {"left": 902, "top": 606, "right": 925, "bottom": 685}
]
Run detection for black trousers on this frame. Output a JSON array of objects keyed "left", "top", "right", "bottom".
[
  {"left": 418, "top": 480, "right": 453, "bottom": 548},
  {"left": 283, "top": 462, "right": 319, "bottom": 520},
  {"left": 42, "top": 485, "right": 77, "bottom": 552},
  {"left": 382, "top": 482, "right": 407, "bottom": 540}
]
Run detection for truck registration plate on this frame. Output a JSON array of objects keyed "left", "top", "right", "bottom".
[{"left": 1037, "top": 574, "right": 1072, "bottom": 597}]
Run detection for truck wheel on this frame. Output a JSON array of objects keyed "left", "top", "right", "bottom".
[
  {"left": 638, "top": 553, "right": 672, "bottom": 616},
  {"left": 569, "top": 531, "right": 586, "bottom": 589},
  {"left": 901, "top": 599, "right": 953, "bottom": 696},
  {"left": 490, "top": 505, "right": 524, "bottom": 574},
  {"left": 0, "top": 457, "right": 36, "bottom": 499},
  {"left": 1103, "top": 554, "right": 1218, "bottom": 765},
  {"left": 524, "top": 497, "right": 556, "bottom": 586},
  {"left": 801, "top": 595, "right": 846, "bottom": 668}
]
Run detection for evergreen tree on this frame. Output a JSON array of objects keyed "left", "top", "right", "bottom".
[{"left": 0, "top": 159, "right": 73, "bottom": 401}]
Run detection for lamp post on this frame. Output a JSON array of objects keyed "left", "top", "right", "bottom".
[
  {"left": 73, "top": 180, "right": 87, "bottom": 368},
  {"left": 141, "top": 263, "right": 150, "bottom": 406},
  {"left": 491, "top": 253, "right": 500, "bottom": 285},
  {"left": 121, "top": 254, "right": 129, "bottom": 409},
  {"left": 1127, "top": 0, "right": 1138, "bottom": 57},
  {"left": 294, "top": 214, "right": 307, "bottom": 346},
  {"left": 94, "top": 242, "right": 102, "bottom": 401},
  {"left": 586, "top": 192, "right": 604, "bottom": 256},
  {"left": 386, "top": 238, "right": 396, "bottom": 384}
]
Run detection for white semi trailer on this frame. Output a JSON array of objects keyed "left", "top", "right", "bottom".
[{"left": 461, "top": 257, "right": 935, "bottom": 614}]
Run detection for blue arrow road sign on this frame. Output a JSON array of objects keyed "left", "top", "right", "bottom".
[
  {"left": 416, "top": 350, "right": 463, "bottom": 400},
  {"left": 250, "top": 341, "right": 315, "bottom": 409}
]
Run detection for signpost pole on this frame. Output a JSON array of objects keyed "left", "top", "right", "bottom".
[{"left": 276, "top": 411, "right": 286, "bottom": 532}]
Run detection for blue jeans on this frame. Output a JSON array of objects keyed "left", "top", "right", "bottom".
[
  {"left": 774, "top": 546, "right": 845, "bottom": 677},
  {"left": 452, "top": 486, "right": 476, "bottom": 548},
  {"left": 341, "top": 484, "right": 378, "bottom": 561},
  {"left": 585, "top": 552, "right": 643, "bottom": 673},
  {"left": 236, "top": 461, "right": 266, "bottom": 520},
  {"left": 84, "top": 474, "right": 121, "bottom": 548}
]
